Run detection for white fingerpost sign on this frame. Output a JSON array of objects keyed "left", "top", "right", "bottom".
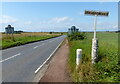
[
  {"left": 76, "top": 49, "right": 82, "bottom": 68},
  {"left": 84, "top": 10, "right": 109, "bottom": 64}
]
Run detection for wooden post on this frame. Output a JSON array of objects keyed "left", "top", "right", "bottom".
[{"left": 91, "top": 15, "right": 98, "bottom": 64}]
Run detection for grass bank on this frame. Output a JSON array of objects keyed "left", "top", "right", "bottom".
[
  {"left": 0, "top": 32, "right": 61, "bottom": 49},
  {"left": 68, "top": 32, "right": 119, "bottom": 82}
]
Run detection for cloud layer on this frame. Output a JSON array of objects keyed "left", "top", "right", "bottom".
[
  {"left": 52, "top": 17, "right": 72, "bottom": 23},
  {"left": 0, "top": 15, "right": 18, "bottom": 24},
  {"left": 0, "top": 15, "right": 118, "bottom": 32}
]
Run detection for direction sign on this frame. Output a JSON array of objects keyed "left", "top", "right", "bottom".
[
  {"left": 85, "top": 10, "right": 109, "bottom": 16},
  {"left": 84, "top": 10, "right": 109, "bottom": 64}
]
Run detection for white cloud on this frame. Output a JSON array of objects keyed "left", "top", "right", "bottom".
[
  {"left": 0, "top": 15, "right": 18, "bottom": 24},
  {"left": 79, "top": 12, "right": 83, "bottom": 16},
  {"left": 52, "top": 17, "right": 72, "bottom": 23},
  {"left": 25, "top": 21, "right": 32, "bottom": 25},
  {"left": 112, "top": 25, "right": 118, "bottom": 29},
  {"left": 0, "top": 15, "right": 117, "bottom": 32},
  {"left": 97, "top": 22, "right": 103, "bottom": 25}
]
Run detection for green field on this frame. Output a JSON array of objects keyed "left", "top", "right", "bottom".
[
  {"left": 68, "top": 32, "right": 119, "bottom": 82},
  {"left": 0, "top": 33, "right": 61, "bottom": 49}
]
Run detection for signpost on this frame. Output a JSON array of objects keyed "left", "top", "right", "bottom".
[
  {"left": 85, "top": 10, "right": 109, "bottom": 16},
  {"left": 84, "top": 10, "right": 109, "bottom": 64}
]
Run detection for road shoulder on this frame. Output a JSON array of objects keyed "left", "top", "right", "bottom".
[{"left": 40, "top": 38, "right": 71, "bottom": 82}]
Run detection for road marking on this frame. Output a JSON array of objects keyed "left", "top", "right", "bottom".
[
  {"left": 40, "top": 43, "right": 44, "bottom": 46},
  {"left": 33, "top": 46, "right": 39, "bottom": 49},
  {"left": 35, "top": 38, "right": 64, "bottom": 74},
  {"left": 49, "top": 40, "right": 54, "bottom": 43},
  {"left": 0, "top": 53, "right": 21, "bottom": 63},
  {"left": 33, "top": 44, "right": 45, "bottom": 49}
]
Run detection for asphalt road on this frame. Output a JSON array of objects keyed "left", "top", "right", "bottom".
[{"left": 1, "top": 35, "right": 66, "bottom": 82}]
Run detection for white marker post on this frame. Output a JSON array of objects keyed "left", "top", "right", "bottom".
[
  {"left": 84, "top": 10, "right": 109, "bottom": 64},
  {"left": 76, "top": 49, "right": 82, "bottom": 69},
  {"left": 91, "top": 38, "right": 98, "bottom": 64},
  {"left": 91, "top": 15, "right": 98, "bottom": 64}
]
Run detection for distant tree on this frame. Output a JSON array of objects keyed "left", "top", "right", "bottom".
[
  {"left": 68, "top": 32, "right": 86, "bottom": 41},
  {"left": 49, "top": 32, "right": 53, "bottom": 34}
]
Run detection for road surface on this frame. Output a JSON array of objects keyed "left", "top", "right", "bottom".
[{"left": 1, "top": 35, "right": 66, "bottom": 82}]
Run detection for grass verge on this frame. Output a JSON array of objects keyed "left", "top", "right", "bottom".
[
  {"left": 68, "top": 32, "right": 119, "bottom": 82},
  {"left": 1, "top": 34, "right": 61, "bottom": 49}
]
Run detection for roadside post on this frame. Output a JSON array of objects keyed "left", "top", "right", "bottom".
[
  {"left": 76, "top": 49, "right": 82, "bottom": 69},
  {"left": 84, "top": 10, "right": 109, "bottom": 64}
]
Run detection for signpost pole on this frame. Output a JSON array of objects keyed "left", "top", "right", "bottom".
[
  {"left": 84, "top": 10, "right": 109, "bottom": 64},
  {"left": 92, "top": 15, "right": 98, "bottom": 64},
  {"left": 94, "top": 15, "right": 97, "bottom": 39}
]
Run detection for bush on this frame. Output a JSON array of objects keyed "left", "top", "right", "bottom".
[{"left": 68, "top": 32, "right": 86, "bottom": 41}]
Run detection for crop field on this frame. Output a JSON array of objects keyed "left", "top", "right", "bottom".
[
  {"left": 0, "top": 32, "right": 61, "bottom": 49},
  {"left": 68, "top": 32, "right": 119, "bottom": 82}
]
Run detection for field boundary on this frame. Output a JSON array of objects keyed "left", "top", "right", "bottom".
[{"left": 1, "top": 35, "right": 62, "bottom": 50}]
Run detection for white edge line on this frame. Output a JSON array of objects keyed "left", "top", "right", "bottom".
[
  {"left": 35, "top": 38, "right": 65, "bottom": 74},
  {"left": 0, "top": 53, "right": 21, "bottom": 63}
]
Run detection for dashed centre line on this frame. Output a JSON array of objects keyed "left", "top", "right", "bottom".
[
  {"left": 33, "top": 43, "right": 45, "bottom": 49},
  {"left": 49, "top": 40, "right": 54, "bottom": 43},
  {"left": 2, "top": 39, "right": 57, "bottom": 63},
  {"left": 40, "top": 43, "right": 44, "bottom": 46},
  {"left": 0, "top": 53, "right": 21, "bottom": 63},
  {"left": 33, "top": 46, "right": 39, "bottom": 49}
]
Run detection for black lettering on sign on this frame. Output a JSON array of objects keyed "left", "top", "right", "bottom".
[{"left": 85, "top": 10, "right": 109, "bottom": 16}]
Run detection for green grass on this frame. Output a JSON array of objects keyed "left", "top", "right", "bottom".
[
  {"left": 0, "top": 35, "right": 60, "bottom": 49},
  {"left": 68, "top": 32, "right": 119, "bottom": 82}
]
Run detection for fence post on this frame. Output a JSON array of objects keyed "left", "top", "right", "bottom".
[{"left": 76, "top": 49, "right": 82, "bottom": 69}]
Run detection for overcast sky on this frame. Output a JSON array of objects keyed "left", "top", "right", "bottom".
[{"left": 0, "top": 2, "right": 118, "bottom": 32}]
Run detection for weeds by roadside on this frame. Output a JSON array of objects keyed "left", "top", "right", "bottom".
[{"left": 68, "top": 32, "right": 119, "bottom": 82}]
